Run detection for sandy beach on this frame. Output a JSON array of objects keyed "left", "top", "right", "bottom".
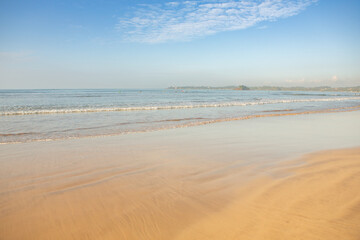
[
  {"left": 2, "top": 0, "right": 360, "bottom": 238},
  {"left": 175, "top": 147, "right": 360, "bottom": 240},
  {"left": 0, "top": 110, "right": 359, "bottom": 240}
]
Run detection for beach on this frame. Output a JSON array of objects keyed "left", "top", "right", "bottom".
[
  {"left": 2, "top": 0, "right": 360, "bottom": 238},
  {"left": 0, "top": 109, "right": 359, "bottom": 239},
  {"left": 175, "top": 147, "right": 360, "bottom": 240}
]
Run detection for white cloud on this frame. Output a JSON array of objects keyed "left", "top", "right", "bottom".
[
  {"left": 117, "top": 0, "right": 318, "bottom": 43},
  {"left": 331, "top": 75, "right": 338, "bottom": 82},
  {"left": 257, "top": 25, "right": 268, "bottom": 29}
]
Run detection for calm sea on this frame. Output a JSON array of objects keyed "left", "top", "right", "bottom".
[{"left": 1, "top": 89, "right": 359, "bottom": 144}]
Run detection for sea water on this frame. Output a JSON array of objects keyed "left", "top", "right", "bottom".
[{"left": 1, "top": 89, "right": 359, "bottom": 144}]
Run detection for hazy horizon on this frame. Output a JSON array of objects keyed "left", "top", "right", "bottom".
[{"left": 1, "top": 84, "right": 360, "bottom": 91}]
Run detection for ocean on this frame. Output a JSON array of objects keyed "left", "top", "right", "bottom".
[{"left": 1, "top": 89, "right": 359, "bottom": 144}]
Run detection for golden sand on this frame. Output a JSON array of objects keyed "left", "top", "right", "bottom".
[
  {"left": 0, "top": 143, "right": 256, "bottom": 240},
  {"left": 0, "top": 110, "right": 359, "bottom": 239},
  {"left": 0, "top": 147, "right": 359, "bottom": 240},
  {"left": 175, "top": 147, "right": 360, "bottom": 240}
]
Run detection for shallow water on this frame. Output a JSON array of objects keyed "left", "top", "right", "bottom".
[{"left": 1, "top": 89, "right": 359, "bottom": 143}]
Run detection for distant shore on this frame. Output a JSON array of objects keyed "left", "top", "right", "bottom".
[{"left": 168, "top": 85, "right": 360, "bottom": 92}]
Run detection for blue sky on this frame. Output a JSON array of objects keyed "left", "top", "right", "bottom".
[{"left": 0, "top": 0, "right": 359, "bottom": 89}]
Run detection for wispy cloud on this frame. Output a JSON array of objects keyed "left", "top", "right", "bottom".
[{"left": 117, "top": 0, "right": 317, "bottom": 43}]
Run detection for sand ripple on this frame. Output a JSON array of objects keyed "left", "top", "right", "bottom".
[{"left": 175, "top": 148, "right": 360, "bottom": 240}]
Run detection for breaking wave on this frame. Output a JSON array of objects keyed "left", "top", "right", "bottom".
[{"left": 1, "top": 97, "right": 359, "bottom": 116}]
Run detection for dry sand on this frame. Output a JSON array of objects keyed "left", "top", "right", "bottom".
[
  {"left": 1, "top": 147, "right": 359, "bottom": 240},
  {"left": 175, "top": 147, "right": 360, "bottom": 240},
  {"left": 0, "top": 111, "right": 359, "bottom": 239}
]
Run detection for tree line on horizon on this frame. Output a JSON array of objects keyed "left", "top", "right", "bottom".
[{"left": 167, "top": 85, "right": 360, "bottom": 92}]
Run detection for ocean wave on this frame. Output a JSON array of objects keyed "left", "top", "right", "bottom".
[
  {"left": 1, "top": 97, "right": 359, "bottom": 116},
  {"left": 1, "top": 105, "right": 360, "bottom": 145}
]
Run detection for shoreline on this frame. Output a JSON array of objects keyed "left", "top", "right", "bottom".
[
  {"left": 2, "top": 104, "right": 360, "bottom": 145},
  {"left": 0, "top": 110, "right": 359, "bottom": 239}
]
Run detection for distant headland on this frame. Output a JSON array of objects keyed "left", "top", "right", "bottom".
[{"left": 167, "top": 85, "right": 360, "bottom": 92}]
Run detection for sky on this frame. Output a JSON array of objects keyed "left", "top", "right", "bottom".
[{"left": 0, "top": 0, "right": 359, "bottom": 89}]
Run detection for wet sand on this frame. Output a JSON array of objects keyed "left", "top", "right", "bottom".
[{"left": 0, "top": 110, "right": 359, "bottom": 239}]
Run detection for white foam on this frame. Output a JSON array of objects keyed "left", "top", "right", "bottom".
[
  {"left": 1, "top": 97, "right": 359, "bottom": 116},
  {"left": 1, "top": 105, "right": 359, "bottom": 145}
]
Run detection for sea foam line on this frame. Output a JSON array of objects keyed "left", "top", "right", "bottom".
[
  {"left": 1, "top": 97, "right": 360, "bottom": 116},
  {"left": 1, "top": 105, "right": 360, "bottom": 145}
]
